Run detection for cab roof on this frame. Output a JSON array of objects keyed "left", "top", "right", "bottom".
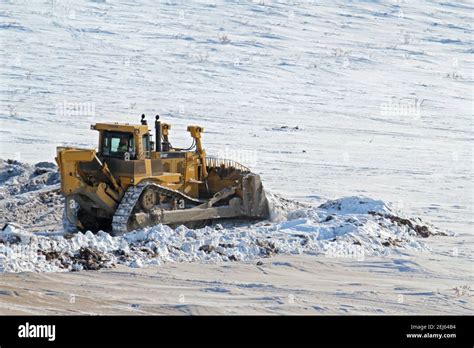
[{"left": 91, "top": 122, "right": 150, "bottom": 134}]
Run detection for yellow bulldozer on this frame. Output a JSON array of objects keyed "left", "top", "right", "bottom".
[{"left": 55, "top": 115, "right": 269, "bottom": 235}]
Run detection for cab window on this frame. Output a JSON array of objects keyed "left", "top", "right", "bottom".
[
  {"left": 102, "top": 131, "right": 135, "bottom": 159},
  {"left": 142, "top": 134, "right": 151, "bottom": 158}
]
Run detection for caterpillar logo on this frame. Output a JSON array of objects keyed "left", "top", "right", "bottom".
[{"left": 18, "top": 322, "right": 56, "bottom": 342}]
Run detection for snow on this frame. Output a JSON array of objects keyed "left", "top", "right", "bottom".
[
  {"left": 0, "top": 160, "right": 62, "bottom": 232},
  {"left": 0, "top": 189, "right": 446, "bottom": 273},
  {"left": 0, "top": 223, "right": 33, "bottom": 244}
]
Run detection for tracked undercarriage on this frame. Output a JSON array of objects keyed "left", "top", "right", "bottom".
[{"left": 110, "top": 172, "right": 268, "bottom": 235}]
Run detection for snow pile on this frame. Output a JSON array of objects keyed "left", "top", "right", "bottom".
[
  {"left": 0, "top": 160, "right": 59, "bottom": 198},
  {"left": 0, "top": 195, "right": 445, "bottom": 273},
  {"left": 0, "top": 160, "right": 62, "bottom": 232}
]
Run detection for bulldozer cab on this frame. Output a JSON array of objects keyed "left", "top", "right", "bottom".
[{"left": 91, "top": 123, "right": 151, "bottom": 161}]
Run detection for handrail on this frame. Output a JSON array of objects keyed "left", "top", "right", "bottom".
[{"left": 205, "top": 156, "right": 251, "bottom": 172}]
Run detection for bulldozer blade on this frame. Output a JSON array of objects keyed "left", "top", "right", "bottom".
[{"left": 241, "top": 173, "right": 270, "bottom": 219}]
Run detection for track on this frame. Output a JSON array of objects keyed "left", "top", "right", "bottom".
[{"left": 111, "top": 181, "right": 204, "bottom": 235}]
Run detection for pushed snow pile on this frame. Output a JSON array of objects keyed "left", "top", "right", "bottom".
[
  {"left": 0, "top": 196, "right": 447, "bottom": 273},
  {"left": 0, "top": 160, "right": 59, "bottom": 198},
  {"left": 0, "top": 159, "right": 62, "bottom": 232}
]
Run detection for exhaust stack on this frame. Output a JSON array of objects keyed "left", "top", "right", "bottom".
[{"left": 155, "top": 115, "right": 162, "bottom": 152}]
